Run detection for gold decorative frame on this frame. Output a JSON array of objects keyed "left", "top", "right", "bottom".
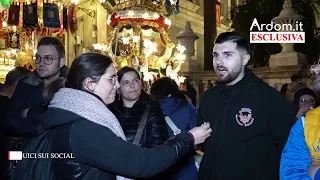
[{"left": 106, "top": 20, "right": 175, "bottom": 69}]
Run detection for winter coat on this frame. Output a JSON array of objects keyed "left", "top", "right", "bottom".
[
  {"left": 42, "top": 107, "right": 195, "bottom": 179},
  {"left": 197, "top": 68, "right": 295, "bottom": 180},
  {"left": 5, "top": 66, "right": 68, "bottom": 149},
  {"left": 280, "top": 107, "right": 320, "bottom": 180},
  {"left": 108, "top": 94, "right": 168, "bottom": 148},
  {"left": 158, "top": 97, "right": 198, "bottom": 180}
]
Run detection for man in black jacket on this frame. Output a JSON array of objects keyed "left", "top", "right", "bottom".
[
  {"left": 197, "top": 32, "right": 295, "bottom": 180},
  {"left": 1, "top": 67, "right": 30, "bottom": 179},
  {"left": 5, "top": 37, "right": 68, "bottom": 150}
]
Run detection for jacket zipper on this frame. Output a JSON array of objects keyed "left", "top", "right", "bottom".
[{"left": 218, "top": 93, "right": 229, "bottom": 180}]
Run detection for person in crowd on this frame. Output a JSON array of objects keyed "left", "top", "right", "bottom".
[
  {"left": 40, "top": 52, "right": 212, "bottom": 179},
  {"left": 182, "top": 92, "right": 193, "bottom": 104},
  {"left": 108, "top": 66, "right": 168, "bottom": 148},
  {"left": 0, "top": 67, "right": 31, "bottom": 98},
  {"left": 0, "top": 67, "right": 31, "bottom": 125},
  {"left": 0, "top": 67, "right": 30, "bottom": 179},
  {"left": 293, "top": 87, "right": 316, "bottom": 119},
  {"left": 5, "top": 37, "right": 68, "bottom": 150},
  {"left": 197, "top": 32, "right": 295, "bottom": 180},
  {"left": 286, "top": 74, "right": 306, "bottom": 102},
  {"left": 150, "top": 77, "right": 198, "bottom": 180},
  {"left": 180, "top": 78, "right": 197, "bottom": 106},
  {"left": 280, "top": 84, "right": 288, "bottom": 98},
  {"left": 280, "top": 64, "right": 320, "bottom": 180},
  {"left": 291, "top": 74, "right": 303, "bottom": 83}
]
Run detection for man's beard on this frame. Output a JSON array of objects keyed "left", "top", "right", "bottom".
[
  {"left": 216, "top": 66, "right": 241, "bottom": 84},
  {"left": 43, "top": 70, "right": 60, "bottom": 80}
]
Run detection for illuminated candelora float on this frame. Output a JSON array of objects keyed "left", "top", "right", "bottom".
[{"left": 95, "top": 0, "right": 186, "bottom": 85}]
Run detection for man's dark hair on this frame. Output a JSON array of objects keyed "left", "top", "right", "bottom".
[
  {"left": 214, "top": 32, "right": 251, "bottom": 54},
  {"left": 37, "top": 37, "right": 65, "bottom": 58},
  {"left": 5, "top": 67, "right": 31, "bottom": 85},
  {"left": 291, "top": 74, "right": 301, "bottom": 82}
]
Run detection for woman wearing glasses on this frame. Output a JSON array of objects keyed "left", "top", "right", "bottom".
[
  {"left": 293, "top": 87, "right": 317, "bottom": 119},
  {"left": 108, "top": 66, "right": 169, "bottom": 149},
  {"left": 30, "top": 53, "right": 212, "bottom": 180}
]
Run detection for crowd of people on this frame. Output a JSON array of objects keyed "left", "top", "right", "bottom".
[{"left": 1, "top": 31, "right": 320, "bottom": 180}]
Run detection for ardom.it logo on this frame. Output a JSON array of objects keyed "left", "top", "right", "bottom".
[{"left": 250, "top": 18, "right": 305, "bottom": 43}]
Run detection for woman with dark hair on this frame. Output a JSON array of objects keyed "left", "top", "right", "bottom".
[
  {"left": 293, "top": 87, "right": 317, "bottom": 119},
  {"left": 28, "top": 53, "right": 211, "bottom": 179},
  {"left": 108, "top": 66, "right": 168, "bottom": 148},
  {"left": 150, "top": 77, "right": 199, "bottom": 180}
]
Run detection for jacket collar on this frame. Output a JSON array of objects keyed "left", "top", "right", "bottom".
[
  {"left": 23, "top": 71, "right": 44, "bottom": 87},
  {"left": 217, "top": 68, "right": 259, "bottom": 97}
]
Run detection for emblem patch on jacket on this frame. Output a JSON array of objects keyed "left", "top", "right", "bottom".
[{"left": 235, "top": 108, "right": 254, "bottom": 127}]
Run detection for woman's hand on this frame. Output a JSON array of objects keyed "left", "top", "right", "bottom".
[
  {"left": 296, "top": 106, "right": 312, "bottom": 118},
  {"left": 188, "top": 123, "right": 212, "bottom": 145}
]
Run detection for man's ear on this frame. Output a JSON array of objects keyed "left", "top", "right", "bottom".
[
  {"left": 59, "top": 58, "right": 66, "bottom": 68},
  {"left": 82, "top": 77, "right": 96, "bottom": 92},
  {"left": 242, "top": 54, "right": 250, "bottom": 66}
]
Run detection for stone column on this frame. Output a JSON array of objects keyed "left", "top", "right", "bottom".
[
  {"left": 204, "top": 0, "right": 216, "bottom": 70},
  {"left": 269, "top": 0, "right": 306, "bottom": 67},
  {"left": 176, "top": 21, "right": 199, "bottom": 73}
]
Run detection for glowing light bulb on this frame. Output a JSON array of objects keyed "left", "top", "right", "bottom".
[
  {"left": 127, "top": 10, "right": 134, "bottom": 16},
  {"left": 176, "top": 44, "right": 186, "bottom": 53},
  {"left": 5, "top": 51, "right": 11, "bottom": 56},
  {"left": 143, "top": 39, "right": 157, "bottom": 57},
  {"left": 107, "top": 15, "right": 112, "bottom": 25},
  {"left": 153, "top": 13, "right": 160, "bottom": 19},
  {"left": 71, "top": 0, "right": 79, "bottom": 5},
  {"left": 164, "top": 18, "right": 171, "bottom": 27},
  {"left": 169, "top": 0, "right": 177, "bottom": 5},
  {"left": 122, "top": 37, "right": 130, "bottom": 44},
  {"left": 142, "top": 12, "right": 149, "bottom": 19},
  {"left": 132, "top": 36, "right": 140, "bottom": 43}
]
